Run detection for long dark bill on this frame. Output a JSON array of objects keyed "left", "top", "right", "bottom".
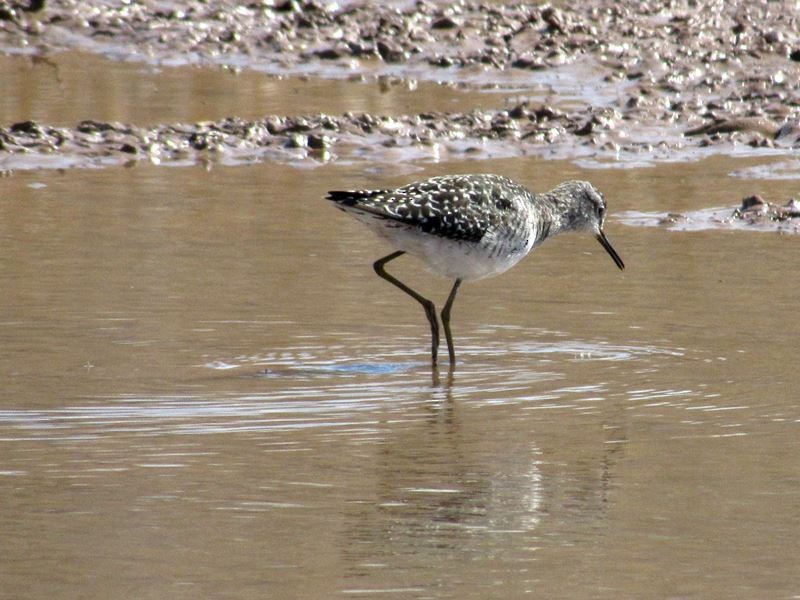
[{"left": 596, "top": 231, "right": 625, "bottom": 270}]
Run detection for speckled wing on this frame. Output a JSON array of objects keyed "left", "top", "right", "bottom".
[{"left": 327, "top": 175, "right": 525, "bottom": 243}]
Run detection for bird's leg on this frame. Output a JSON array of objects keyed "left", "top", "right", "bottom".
[
  {"left": 441, "top": 279, "right": 462, "bottom": 366},
  {"left": 373, "top": 251, "right": 440, "bottom": 366}
]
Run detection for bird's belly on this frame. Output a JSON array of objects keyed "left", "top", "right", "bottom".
[{"left": 382, "top": 227, "right": 529, "bottom": 281}]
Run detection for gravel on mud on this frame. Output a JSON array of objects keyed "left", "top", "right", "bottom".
[
  {"left": 732, "top": 194, "right": 800, "bottom": 224},
  {"left": 0, "top": 104, "right": 638, "bottom": 169},
  {"left": 617, "top": 193, "right": 800, "bottom": 234},
  {"left": 1, "top": 0, "right": 800, "bottom": 168}
]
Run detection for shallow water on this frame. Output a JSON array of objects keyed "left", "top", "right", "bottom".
[
  {"left": 2, "top": 51, "right": 800, "bottom": 599},
  {"left": 2, "top": 156, "right": 799, "bottom": 599}
]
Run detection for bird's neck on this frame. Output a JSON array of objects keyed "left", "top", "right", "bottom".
[{"left": 530, "top": 190, "right": 571, "bottom": 243}]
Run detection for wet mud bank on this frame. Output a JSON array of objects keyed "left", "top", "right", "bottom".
[
  {"left": 0, "top": 103, "right": 694, "bottom": 170},
  {"left": 619, "top": 193, "right": 800, "bottom": 234},
  {"left": 1, "top": 100, "right": 799, "bottom": 171},
  {"left": 2, "top": 0, "right": 800, "bottom": 170}
]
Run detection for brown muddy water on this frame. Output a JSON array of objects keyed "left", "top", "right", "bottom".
[
  {"left": 0, "top": 51, "right": 541, "bottom": 128},
  {"left": 2, "top": 53, "right": 800, "bottom": 600}
]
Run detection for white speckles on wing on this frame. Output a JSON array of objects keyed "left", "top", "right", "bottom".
[{"left": 337, "top": 175, "right": 531, "bottom": 244}]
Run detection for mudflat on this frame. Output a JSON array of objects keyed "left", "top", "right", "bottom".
[{"left": 2, "top": 1, "right": 799, "bottom": 169}]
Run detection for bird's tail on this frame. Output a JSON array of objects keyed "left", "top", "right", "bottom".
[{"left": 326, "top": 189, "right": 387, "bottom": 207}]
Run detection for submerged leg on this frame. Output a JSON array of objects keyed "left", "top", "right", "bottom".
[
  {"left": 373, "top": 251, "right": 440, "bottom": 366},
  {"left": 441, "top": 279, "right": 462, "bottom": 366}
]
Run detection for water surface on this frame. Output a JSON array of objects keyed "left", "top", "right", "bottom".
[{"left": 1, "top": 51, "right": 799, "bottom": 600}]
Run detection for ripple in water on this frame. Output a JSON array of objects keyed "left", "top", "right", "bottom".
[{"left": 0, "top": 332, "right": 704, "bottom": 442}]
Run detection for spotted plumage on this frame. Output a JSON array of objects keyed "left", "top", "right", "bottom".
[
  {"left": 328, "top": 174, "right": 530, "bottom": 244},
  {"left": 326, "top": 174, "right": 625, "bottom": 367}
]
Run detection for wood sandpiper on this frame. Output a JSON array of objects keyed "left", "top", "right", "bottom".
[{"left": 327, "top": 174, "right": 625, "bottom": 367}]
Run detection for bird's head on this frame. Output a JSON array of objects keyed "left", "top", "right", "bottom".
[{"left": 552, "top": 180, "right": 625, "bottom": 270}]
